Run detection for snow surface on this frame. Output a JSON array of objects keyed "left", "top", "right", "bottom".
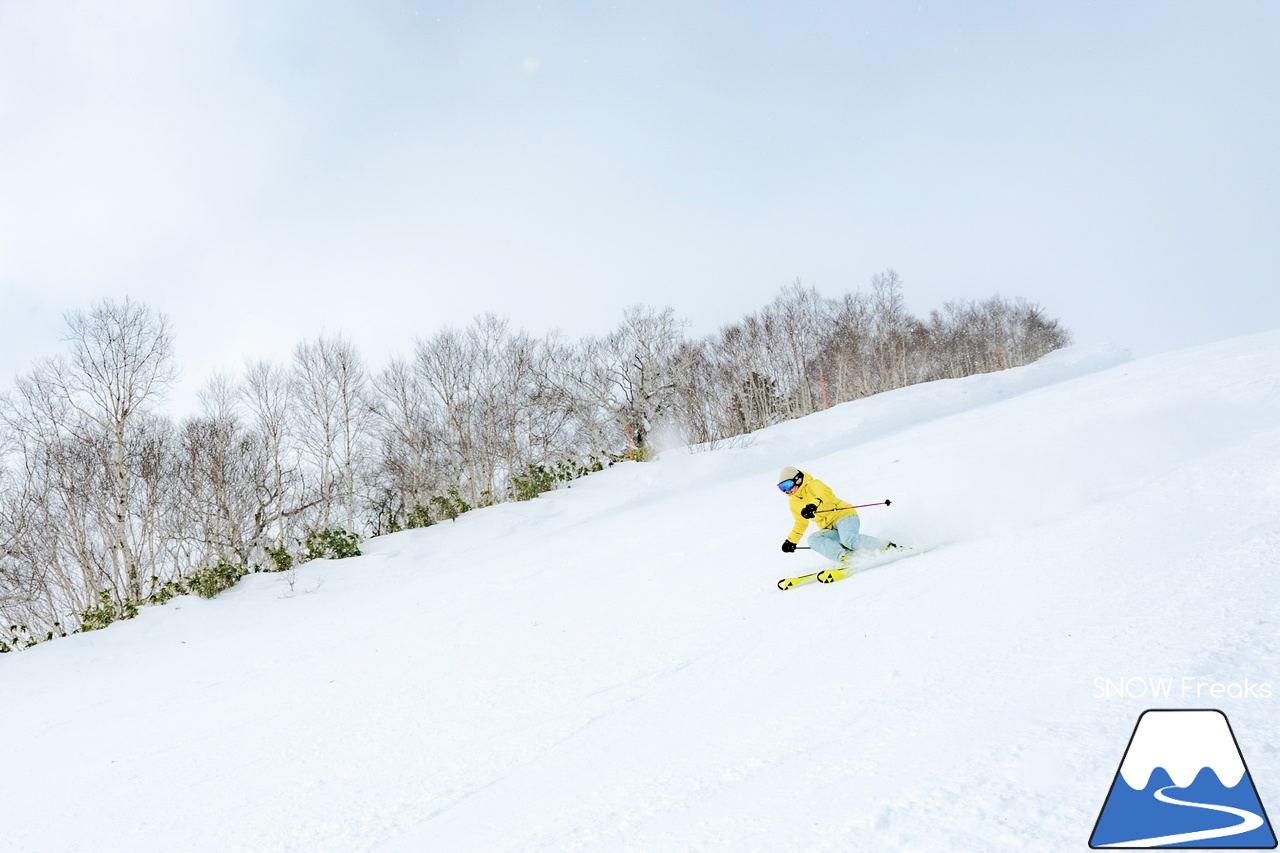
[{"left": 2, "top": 331, "right": 1279, "bottom": 852}]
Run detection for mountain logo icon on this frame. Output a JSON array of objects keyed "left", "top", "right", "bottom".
[{"left": 1090, "top": 709, "right": 1276, "bottom": 848}]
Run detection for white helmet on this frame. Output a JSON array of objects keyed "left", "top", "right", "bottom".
[{"left": 777, "top": 467, "right": 804, "bottom": 490}]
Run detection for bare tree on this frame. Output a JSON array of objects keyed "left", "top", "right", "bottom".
[
  {"left": 764, "top": 282, "right": 827, "bottom": 418},
  {"left": 413, "top": 326, "right": 478, "bottom": 500},
  {"left": 593, "top": 305, "right": 691, "bottom": 452},
  {"left": 868, "top": 270, "right": 916, "bottom": 391},
  {"left": 369, "top": 356, "right": 443, "bottom": 528},
  {"left": 533, "top": 332, "right": 623, "bottom": 461},
  {"left": 175, "top": 373, "right": 275, "bottom": 566},
  {"left": 465, "top": 314, "right": 526, "bottom": 504},
  {"left": 926, "top": 295, "right": 1070, "bottom": 380},
  {"left": 410, "top": 315, "right": 577, "bottom": 506},
  {"left": 4, "top": 298, "right": 176, "bottom": 602},
  {"left": 816, "top": 289, "right": 876, "bottom": 403},
  {"left": 242, "top": 359, "right": 300, "bottom": 549},
  {"left": 292, "top": 334, "right": 370, "bottom": 532},
  {"left": 665, "top": 338, "right": 733, "bottom": 445}
]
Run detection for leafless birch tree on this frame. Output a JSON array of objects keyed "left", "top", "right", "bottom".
[{"left": 3, "top": 298, "right": 176, "bottom": 602}]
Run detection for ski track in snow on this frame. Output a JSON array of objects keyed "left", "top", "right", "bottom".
[
  {"left": 2, "top": 333, "right": 1280, "bottom": 852},
  {"left": 1101, "top": 786, "right": 1265, "bottom": 848}
]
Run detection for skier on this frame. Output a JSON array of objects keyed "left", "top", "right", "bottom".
[{"left": 777, "top": 466, "right": 897, "bottom": 564}]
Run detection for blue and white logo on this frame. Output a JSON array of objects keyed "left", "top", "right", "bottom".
[{"left": 1091, "top": 709, "right": 1276, "bottom": 848}]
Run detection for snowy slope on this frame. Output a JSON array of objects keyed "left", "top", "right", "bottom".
[{"left": 2, "top": 332, "right": 1278, "bottom": 852}]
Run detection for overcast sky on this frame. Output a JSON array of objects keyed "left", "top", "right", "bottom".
[{"left": 2, "top": 1, "right": 1277, "bottom": 413}]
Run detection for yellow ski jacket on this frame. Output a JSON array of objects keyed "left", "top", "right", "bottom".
[{"left": 785, "top": 473, "right": 858, "bottom": 544}]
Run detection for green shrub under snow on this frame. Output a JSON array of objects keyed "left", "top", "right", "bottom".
[{"left": 300, "top": 527, "right": 362, "bottom": 561}]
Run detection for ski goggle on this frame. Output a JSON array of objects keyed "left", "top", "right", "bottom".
[{"left": 777, "top": 478, "right": 798, "bottom": 492}]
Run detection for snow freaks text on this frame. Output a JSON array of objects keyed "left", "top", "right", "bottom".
[{"left": 1093, "top": 677, "right": 1274, "bottom": 701}]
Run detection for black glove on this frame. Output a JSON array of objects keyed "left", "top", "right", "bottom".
[
  {"left": 781, "top": 540, "right": 797, "bottom": 553},
  {"left": 801, "top": 503, "right": 817, "bottom": 519}
]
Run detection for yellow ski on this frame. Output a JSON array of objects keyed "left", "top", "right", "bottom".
[
  {"left": 780, "top": 551, "right": 857, "bottom": 590},
  {"left": 777, "top": 572, "right": 821, "bottom": 590},
  {"left": 778, "top": 544, "right": 914, "bottom": 590}
]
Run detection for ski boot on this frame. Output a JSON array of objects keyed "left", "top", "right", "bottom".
[{"left": 818, "top": 550, "right": 854, "bottom": 583}]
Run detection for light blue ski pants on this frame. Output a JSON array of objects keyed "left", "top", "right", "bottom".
[{"left": 807, "top": 514, "right": 889, "bottom": 562}]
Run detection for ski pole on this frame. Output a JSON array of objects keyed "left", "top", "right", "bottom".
[{"left": 816, "top": 499, "right": 892, "bottom": 513}]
